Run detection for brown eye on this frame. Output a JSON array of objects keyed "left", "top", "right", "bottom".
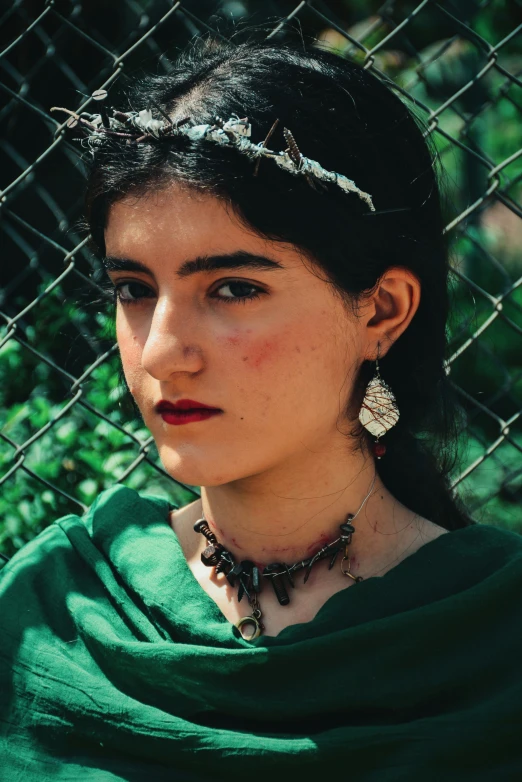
[
  {"left": 212, "top": 280, "right": 265, "bottom": 304},
  {"left": 113, "top": 281, "right": 153, "bottom": 306}
]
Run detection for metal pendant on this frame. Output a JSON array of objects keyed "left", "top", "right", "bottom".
[
  {"left": 235, "top": 594, "right": 264, "bottom": 641},
  {"left": 359, "top": 376, "right": 399, "bottom": 438},
  {"left": 235, "top": 613, "right": 262, "bottom": 642}
]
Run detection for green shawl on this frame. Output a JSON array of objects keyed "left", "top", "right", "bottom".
[{"left": 1, "top": 485, "right": 521, "bottom": 781}]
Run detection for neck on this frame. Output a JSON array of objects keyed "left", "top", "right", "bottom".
[{"left": 195, "top": 450, "right": 414, "bottom": 572}]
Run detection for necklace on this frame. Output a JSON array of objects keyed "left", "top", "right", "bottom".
[{"left": 193, "top": 471, "right": 376, "bottom": 641}]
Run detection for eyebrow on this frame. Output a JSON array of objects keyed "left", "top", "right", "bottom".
[{"left": 102, "top": 251, "right": 285, "bottom": 280}]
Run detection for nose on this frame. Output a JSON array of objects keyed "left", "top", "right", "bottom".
[{"left": 140, "top": 296, "right": 204, "bottom": 380}]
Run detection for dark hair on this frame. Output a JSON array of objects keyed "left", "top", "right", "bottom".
[{"left": 84, "top": 35, "right": 474, "bottom": 530}]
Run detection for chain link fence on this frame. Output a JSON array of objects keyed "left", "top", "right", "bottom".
[{"left": 1, "top": 0, "right": 521, "bottom": 556}]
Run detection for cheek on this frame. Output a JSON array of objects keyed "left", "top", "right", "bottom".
[
  {"left": 217, "top": 320, "right": 330, "bottom": 386},
  {"left": 217, "top": 328, "right": 292, "bottom": 372},
  {"left": 116, "top": 322, "right": 143, "bottom": 389},
  {"left": 244, "top": 336, "right": 285, "bottom": 370},
  {"left": 117, "top": 325, "right": 140, "bottom": 361}
]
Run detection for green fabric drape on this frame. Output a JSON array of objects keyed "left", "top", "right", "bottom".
[{"left": 1, "top": 484, "right": 521, "bottom": 781}]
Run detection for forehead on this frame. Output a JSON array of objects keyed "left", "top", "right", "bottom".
[
  {"left": 104, "top": 183, "right": 294, "bottom": 268},
  {"left": 106, "top": 185, "right": 229, "bottom": 244}
]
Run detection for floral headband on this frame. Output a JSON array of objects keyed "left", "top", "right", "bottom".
[{"left": 52, "top": 91, "right": 377, "bottom": 212}]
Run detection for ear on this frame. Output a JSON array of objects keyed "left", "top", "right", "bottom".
[{"left": 360, "top": 266, "right": 421, "bottom": 360}]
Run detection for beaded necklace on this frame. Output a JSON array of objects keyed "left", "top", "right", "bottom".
[{"left": 193, "top": 471, "right": 376, "bottom": 640}]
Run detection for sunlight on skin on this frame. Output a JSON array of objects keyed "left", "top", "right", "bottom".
[{"left": 104, "top": 182, "right": 446, "bottom": 636}]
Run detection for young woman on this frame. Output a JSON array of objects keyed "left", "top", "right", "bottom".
[{"left": 1, "top": 36, "right": 521, "bottom": 781}]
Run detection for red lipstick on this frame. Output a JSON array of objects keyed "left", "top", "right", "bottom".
[{"left": 156, "top": 398, "right": 222, "bottom": 426}]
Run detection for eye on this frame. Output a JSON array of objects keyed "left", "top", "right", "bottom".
[
  {"left": 113, "top": 281, "right": 154, "bottom": 307},
  {"left": 112, "top": 279, "right": 266, "bottom": 307},
  {"left": 211, "top": 280, "right": 265, "bottom": 304}
]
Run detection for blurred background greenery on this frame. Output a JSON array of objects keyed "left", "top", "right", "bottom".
[{"left": 1, "top": 0, "right": 521, "bottom": 557}]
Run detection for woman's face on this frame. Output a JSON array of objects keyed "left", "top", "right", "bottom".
[{"left": 104, "top": 184, "right": 366, "bottom": 487}]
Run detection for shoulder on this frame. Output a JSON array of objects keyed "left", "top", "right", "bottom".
[
  {"left": 450, "top": 520, "right": 522, "bottom": 550},
  {"left": 411, "top": 519, "right": 522, "bottom": 581},
  {"left": 0, "top": 485, "right": 175, "bottom": 587},
  {"left": 0, "top": 486, "right": 178, "bottom": 658},
  {"left": 0, "top": 513, "right": 85, "bottom": 666},
  {"left": 412, "top": 514, "right": 522, "bottom": 551},
  {"left": 419, "top": 517, "right": 522, "bottom": 557},
  {"left": 0, "top": 510, "right": 80, "bottom": 587}
]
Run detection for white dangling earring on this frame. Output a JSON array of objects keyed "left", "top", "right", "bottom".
[{"left": 358, "top": 343, "right": 400, "bottom": 459}]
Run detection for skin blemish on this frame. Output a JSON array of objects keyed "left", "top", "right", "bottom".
[
  {"left": 250, "top": 338, "right": 280, "bottom": 369},
  {"left": 224, "top": 331, "right": 243, "bottom": 347}
]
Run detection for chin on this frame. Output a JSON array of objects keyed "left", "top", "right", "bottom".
[{"left": 157, "top": 447, "right": 233, "bottom": 488}]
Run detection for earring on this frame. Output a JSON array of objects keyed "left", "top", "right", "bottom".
[{"left": 358, "top": 343, "right": 399, "bottom": 459}]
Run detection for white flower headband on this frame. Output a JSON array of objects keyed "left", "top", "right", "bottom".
[{"left": 52, "top": 95, "right": 376, "bottom": 212}]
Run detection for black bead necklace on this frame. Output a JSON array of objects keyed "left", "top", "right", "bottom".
[{"left": 193, "top": 472, "right": 376, "bottom": 641}]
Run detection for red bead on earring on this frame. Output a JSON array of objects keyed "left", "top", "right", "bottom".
[{"left": 372, "top": 441, "right": 387, "bottom": 459}]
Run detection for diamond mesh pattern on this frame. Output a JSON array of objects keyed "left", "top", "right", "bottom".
[{"left": 1, "top": 1, "right": 521, "bottom": 554}]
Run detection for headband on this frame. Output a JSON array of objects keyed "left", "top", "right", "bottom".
[{"left": 52, "top": 99, "right": 376, "bottom": 212}]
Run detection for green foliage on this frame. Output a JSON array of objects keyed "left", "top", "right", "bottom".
[{"left": 454, "top": 432, "right": 522, "bottom": 531}]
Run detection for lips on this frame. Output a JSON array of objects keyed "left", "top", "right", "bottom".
[
  {"left": 155, "top": 398, "right": 221, "bottom": 413},
  {"left": 156, "top": 399, "right": 222, "bottom": 426}
]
